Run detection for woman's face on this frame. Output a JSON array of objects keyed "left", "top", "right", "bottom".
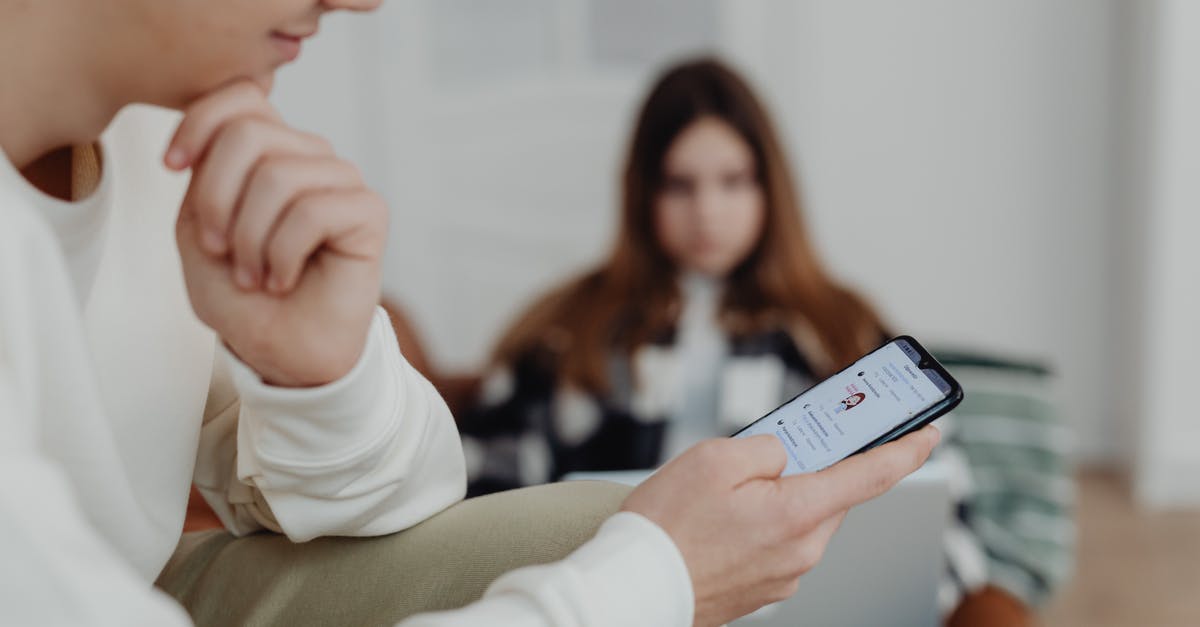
[
  {"left": 110, "top": 0, "right": 381, "bottom": 107},
  {"left": 654, "top": 116, "right": 766, "bottom": 278}
]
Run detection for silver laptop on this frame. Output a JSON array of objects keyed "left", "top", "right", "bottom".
[{"left": 563, "top": 460, "right": 950, "bottom": 627}]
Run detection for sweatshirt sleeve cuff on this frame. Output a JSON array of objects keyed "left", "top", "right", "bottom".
[
  {"left": 222, "top": 307, "right": 402, "bottom": 466},
  {"left": 489, "top": 510, "right": 694, "bottom": 626},
  {"left": 566, "top": 512, "right": 694, "bottom": 626}
]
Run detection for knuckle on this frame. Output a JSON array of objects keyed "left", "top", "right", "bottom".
[
  {"left": 228, "top": 82, "right": 273, "bottom": 116},
  {"left": 266, "top": 236, "right": 293, "bottom": 271},
  {"left": 762, "top": 578, "right": 797, "bottom": 605},
  {"left": 268, "top": 202, "right": 317, "bottom": 267},
  {"left": 341, "top": 160, "right": 366, "bottom": 186},
  {"left": 182, "top": 83, "right": 262, "bottom": 135},
  {"left": 179, "top": 106, "right": 217, "bottom": 140},
  {"left": 798, "top": 541, "right": 826, "bottom": 572},
  {"left": 230, "top": 80, "right": 265, "bottom": 101},
  {"left": 292, "top": 196, "right": 324, "bottom": 229},
  {"left": 306, "top": 132, "right": 334, "bottom": 154},
  {"left": 691, "top": 439, "right": 725, "bottom": 466},
  {"left": 257, "top": 157, "right": 293, "bottom": 194},
  {"left": 226, "top": 117, "right": 265, "bottom": 146},
  {"left": 779, "top": 543, "right": 816, "bottom": 577},
  {"left": 365, "top": 191, "right": 389, "bottom": 223},
  {"left": 773, "top": 578, "right": 801, "bottom": 603},
  {"left": 231, "top": 224, "right": 259, "bottom": 260}
]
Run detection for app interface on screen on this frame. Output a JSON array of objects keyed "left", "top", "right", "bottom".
[{"left": 736, "top": 342, "right": 947, "bottom": 475}]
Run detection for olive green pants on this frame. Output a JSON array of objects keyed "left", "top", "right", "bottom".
[{"left": 156, "top": 481, "right": 632, "bottom": 627}]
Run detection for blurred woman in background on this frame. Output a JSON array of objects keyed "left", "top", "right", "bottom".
[
  {"left": 463, "top": 58, "right": 883, "bottom": 490},
  {"left": 463, "top": 56, "right": 881, "bottom": 500},
  {"left": 460, "top": 57, "right": 1058, "bottom": 626}
]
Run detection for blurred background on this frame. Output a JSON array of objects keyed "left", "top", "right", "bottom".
[{"left": 268, "top": 1, "right": 1199, "bottom": 624}]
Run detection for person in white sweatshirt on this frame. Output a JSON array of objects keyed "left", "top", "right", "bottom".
[{"left": 0, "top": 1, "right": 940, "bottom": 626}]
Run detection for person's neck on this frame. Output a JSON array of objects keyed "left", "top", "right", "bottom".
[
  {"left": 0, "top": 4, "right": 123, "bottom": 171},
  {"left": 21, "top": 147, "right": 76, "bottom": 201}
]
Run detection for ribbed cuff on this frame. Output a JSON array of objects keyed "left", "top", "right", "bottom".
[
  {"left": 562, "top": 511, "right": 694, "bottom": 626},
  {"left": 223, "top": 307, "right": 400, "bottom": 468}
]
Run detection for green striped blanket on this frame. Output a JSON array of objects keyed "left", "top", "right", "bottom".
[{"left": 933, "top": 350, "right": 1075, "bottom": 609}]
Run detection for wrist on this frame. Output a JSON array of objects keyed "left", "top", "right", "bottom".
[
  {"left": 223, "top": 334, "right": 365, "bottom": 389},
  {"left": 219, "top": 309, "right": 403, "bottom": 471}
]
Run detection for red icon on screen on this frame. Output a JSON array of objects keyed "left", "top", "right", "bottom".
[{"left": 836, "top": 392, "right": 866, "bottom": 414}]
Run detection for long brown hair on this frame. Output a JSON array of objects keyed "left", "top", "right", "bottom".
[{"left": 494, "top": 57, "right": 884, "bottom": 393}]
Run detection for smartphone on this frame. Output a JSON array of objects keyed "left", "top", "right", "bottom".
[{"left": 732, "top": 335, "right": 963, "bottom": 475}]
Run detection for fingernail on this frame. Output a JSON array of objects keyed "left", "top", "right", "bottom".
[
  {"left": 165, "top": 147, "right": 188, "bottom": 170},
  {"left": 202, "top": 228, "right": 226, "bottom": 255},
  {"left": 234, "top": 267, "right": 257, "bottom": 290}
]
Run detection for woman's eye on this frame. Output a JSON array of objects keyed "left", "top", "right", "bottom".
[
  {"left": 722, "top": 171, "right": 754, "bottom": 188},
  {"left": 662, "top": 177, "right": 692, "bottom": 194}
]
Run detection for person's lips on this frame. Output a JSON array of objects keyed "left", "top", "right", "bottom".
[
  {"left": 270, "top": 28, "right": 316, "bottom": 62},
  {"left": 690, "top": 238, "right": 721, "bottom": 255}
]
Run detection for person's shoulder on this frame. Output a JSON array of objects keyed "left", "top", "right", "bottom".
[
  {"left": 105, "top": 105, "right": 183, "bottom": 146},
  {"left": 102, "top": 105, "right": 189, "bottom": 215},
  {"left": 103, "top": 104, "right": 184, "bottom": 179}
]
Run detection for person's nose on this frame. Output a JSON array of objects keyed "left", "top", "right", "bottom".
[{"left": 694, "top": 184, "right": 724, "bottom": 226}]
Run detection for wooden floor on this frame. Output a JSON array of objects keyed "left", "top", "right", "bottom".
[{"left": 1039, "top": 470, "right": 1200, "bottom": 626}]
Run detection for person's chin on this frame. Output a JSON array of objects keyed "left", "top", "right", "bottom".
[
  {"left": 687, "top": 258, "right": 734, "bottom": 279},
  {"left": 703, "top": 250, "right": 739, "bottom": 271}
]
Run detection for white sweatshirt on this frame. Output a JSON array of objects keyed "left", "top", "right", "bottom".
[{"left": 0, "top": 106, "right": 692, "bottom": 627}]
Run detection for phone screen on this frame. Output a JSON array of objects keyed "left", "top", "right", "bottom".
[{"left": 734, "top": 339, "right": 954, "bottom": 475}]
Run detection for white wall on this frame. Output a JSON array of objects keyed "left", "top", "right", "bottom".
[
  {"left": 271, "top": 1, "right": 1128, "bottom": 463},
  {"left": 1123, "top": 0, "right": 1200, "bottom": 507},
  {"left": 768, "top": 2, "right": 1119, "bottom": 460}
]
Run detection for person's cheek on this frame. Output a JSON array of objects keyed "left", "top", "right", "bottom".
[
  {"left": 733, "top": 195, "right": 764, "bottom": 264},
  {"left": 655, "top": 202, "right": 683, "bottom": 263},
  {"left": 725, "top": 197, "right": 750, "bottom": 242}
]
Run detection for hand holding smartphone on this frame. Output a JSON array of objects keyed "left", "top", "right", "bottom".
[{"left": 733, "top": 335, "right": 963, "bottom": 475}]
